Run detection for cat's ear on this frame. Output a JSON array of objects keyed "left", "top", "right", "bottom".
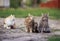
[
  {"left": 28, "top": 13, "right": 31, "bottom": 16},
  {"left": 28, "top": 13, "right": 33, "bottom": 17},
  {"left": 10, "top": 14, "right": 13, "bottom": 16}
]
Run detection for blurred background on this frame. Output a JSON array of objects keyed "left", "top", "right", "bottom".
[
  {"left": 0, "top": 0, "right": 59, "bottom": 8},
  {"left": 0, "top": 0, "right": 60, "bottom": 19}
]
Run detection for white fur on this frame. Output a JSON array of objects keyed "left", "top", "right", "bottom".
[{"left": 4, "top": 14, "right": 15, "bottom": 29}]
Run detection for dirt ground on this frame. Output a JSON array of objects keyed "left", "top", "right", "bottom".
[{"left": 0, "top": 17, "right": 60, "bottom": 41}]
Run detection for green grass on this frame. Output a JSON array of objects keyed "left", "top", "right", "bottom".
[
  {"left": 0, "top": 8, "right": 60, "bottom": 19},
  {"left": 48, "top": 35, "right": 60, "bottom": 41}
]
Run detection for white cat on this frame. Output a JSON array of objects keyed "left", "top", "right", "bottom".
[{"left": 4, "top": 14, "right": 16, "bottom": 29}]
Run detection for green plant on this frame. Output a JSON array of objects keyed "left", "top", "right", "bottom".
[
  {"left": 48, "top": 35, "right": 60, "bottom": 41},
  {"left": 0, "top": 8, "right": 60, "bottom": 19}
]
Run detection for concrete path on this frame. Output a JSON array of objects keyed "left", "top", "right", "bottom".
[{"left": 0, "top": 17, "right": 60, "bottom": 41}]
